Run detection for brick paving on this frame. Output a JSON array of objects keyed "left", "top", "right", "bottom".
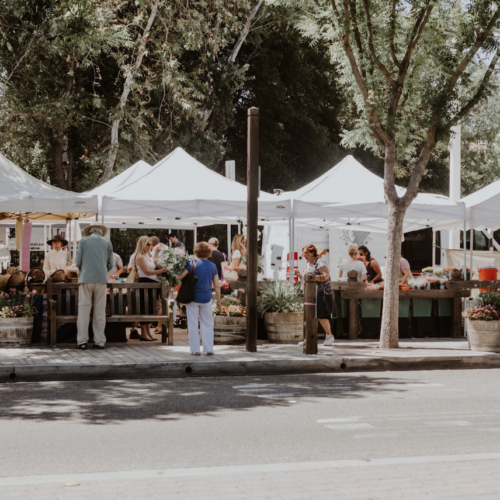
[{"left": 1, "top": 454, "right": 499, "bottom": 499}]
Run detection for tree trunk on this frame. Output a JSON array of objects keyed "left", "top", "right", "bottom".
[
  {"left": 380, "top": 201, "right": 405, "bottom": 348},
  {"left": 47, "top": 138, "right": 67, "bottom": 189}
]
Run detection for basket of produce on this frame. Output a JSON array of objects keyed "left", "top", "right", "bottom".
[
  {"left": 7, "top": 270, "right": 26, "bottom": 288},
  {"left": 0, "top": 274, "right": 11, "bottom": 291},
  {"left": 5, "top": 267, "right": 17, "bottom": 275},
  {"left": 27, "top": 267, "right": 45, "bottom": 283},
  {"left": 50, "top": 269, "right": 66, "bottom": 283}
]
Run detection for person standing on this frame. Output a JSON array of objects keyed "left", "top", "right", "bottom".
[
  {"left": 339, "top": 245, "right": 367, "bottom": 282},
  {"left": 108, "top": 252, "right": 124, "bottom": 281},
  {"left": 358, "top": 245, "right": 384, "bottom": 284},
  {"left": 177, "top": 242, "right": 221, "bottom": 356},
  {"left": 207, "top": 237, "right": 227, "bottom": 279},
  {"left": 43, "top": 234, "right": 69, "bottom": 277},
  {"left": 75, "top": 224, "right": 114, "bottom": 350},
  {"left": 294, "top": 244, "right": 335, "bottom": 346},
  {"left": 168, "top": 231, "right": 186, "bottom": 254},
  {"left": 230, "top": 234, "right": 246, "bottom": 271},
  {"left": 400, "top": 255, "right": 413, "bottom": 284},
  {"left": 134, "top": 236, "right": 167, "bottom": 341}
]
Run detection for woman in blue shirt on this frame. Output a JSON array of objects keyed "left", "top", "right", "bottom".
[{"left": 178, "top": 242, "right": 221, "bottom": 355}]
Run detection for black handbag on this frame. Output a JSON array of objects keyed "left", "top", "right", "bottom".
[{"left": 176, "top": 259, "right": 199, "bottom": 304}]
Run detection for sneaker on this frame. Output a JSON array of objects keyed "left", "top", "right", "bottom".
[
  {"left": 323, "top": 335, "right": 335, "bottom": 346},
  {"left": 129, "top": 329, "right": 140, "bottom": 340}
]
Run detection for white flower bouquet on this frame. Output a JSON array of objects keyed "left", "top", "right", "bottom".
[{"left": 156, "top": 248, "right": 192, "bottom": 286}]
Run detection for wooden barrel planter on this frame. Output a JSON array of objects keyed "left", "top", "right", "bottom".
[
  {"left": 264, "top": 312, "right": 303, "bottom": 344},
  {"left": 0, "top": 318, "right": 34, "bottom": 348},
  {"left": 466, "top": 320, "right": 500, "bottom": 353},
  {"left": 214, "top": 315, "right": 246, "bottom": 345}
]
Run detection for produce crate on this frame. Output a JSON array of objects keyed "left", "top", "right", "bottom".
[
  {"left": 437, "top": 298, "right": 453, "bottom": 317},
  {"left": 361, "top": 299, "right": 382, "bottom": 318},
  {"left": 398, "top": 299, "right": 411, "bottom": 317}
]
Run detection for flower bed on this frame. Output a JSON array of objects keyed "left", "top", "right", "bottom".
[{"left": 0, "top": 289, "right": 37, "bottom": 347}]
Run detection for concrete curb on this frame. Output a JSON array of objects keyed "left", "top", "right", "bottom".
[{"left": 1, "top": 353, "right": 500, "bottom": 382}]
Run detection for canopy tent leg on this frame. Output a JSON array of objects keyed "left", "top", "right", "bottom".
[
  {"left": 43, "top": 224, "right": 47, "bottom": 254},
  {"left": 67, "top": 219, "right": 72, "bottom": 265},
  {"left": 463, "top": 219, "right": 467, "bottom": 338},
  {"left": 470, "top": 227, "right": 474, "bottom": 279},
  {"left": 227, "top": 224, "right": 232, "bottom": 257},
  {"left": 194, "top": 226, "right": 197, "bottom": 246},
  {"left": 432, "top": 230, "right": 436, "bottom": 267},
  {"left": 73, "top": 219, "right": 78, "bottom": 263}
]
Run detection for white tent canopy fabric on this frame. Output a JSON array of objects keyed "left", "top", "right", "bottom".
[
  {"left": 460, "top": 180, "right": 500, "bottom": 230},
  {"left": 102, "top": 148, "right": 291, "bottom": 221},
  {"left": 0, "top": 152, "right": 98, "bottom": 220},
  {"left": 278, "top": 155, "right": 465, "bottom": 231}
]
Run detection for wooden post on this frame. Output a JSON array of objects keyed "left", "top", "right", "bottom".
[
  {"left": 452, "top": 295, "right": 462, "bottom": 338},
  {"left": 161, "top": 278, "right": 168, "bottom": 344},
  {"left": 246, "top": 107, "right": 259, "bottom": 352},
  {"left": 349, "top": 295, "right": 359, "bottom": 340},
  {"left": 304, "top": 274, "right": 317, "bottom": 354}
]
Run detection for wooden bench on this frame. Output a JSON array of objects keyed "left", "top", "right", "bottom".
[{"left": 46, "top": 278, "right": 174, "bottom": 346}]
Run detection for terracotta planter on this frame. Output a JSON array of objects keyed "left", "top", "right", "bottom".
[
  {"left": 466, "top": 320, "right": 500, "bottom": 353},
  {"left": 0, "top": 317, "right": 34, "bottom": 348},
  {"left": 214, "top": 315, "right": 246, "bottom": 345},
  {"left": 264, "top": 312, "right": 303, "bottom": 344}
]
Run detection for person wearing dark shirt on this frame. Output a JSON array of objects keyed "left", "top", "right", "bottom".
[
  {"left": 207, "top": 237, "right": 227, "bottom": 278},
  {"left": 168, "top": 231, "right": 186, "bottom": 254}
]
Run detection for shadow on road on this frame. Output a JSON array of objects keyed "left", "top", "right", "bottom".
[{"left": 0, "top": 373, "right": 422, "bottom": 424}]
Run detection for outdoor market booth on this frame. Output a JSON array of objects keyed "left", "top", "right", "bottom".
[{"left": 263, "top": 155, "right": 469, "bottom": 340}]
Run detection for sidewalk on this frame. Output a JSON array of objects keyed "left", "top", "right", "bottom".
[{"left": 1, "top": 332, "right": 499, "bottom": 382}]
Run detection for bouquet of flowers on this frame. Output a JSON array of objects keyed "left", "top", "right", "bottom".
[
  {"left": 156, "top": 248, "right": 192, "bottom": 286},
  {"left": 213, "top": 296, "right": 247, "bottom": 317},
  {"left": 239, "top": 255, "right": 264, "bottom": 274},
  {"left": 465, "top": 305, "right": 500, "bottom": 321},
  {"left": 0, "top": 289, "right": 38, "bottom": 318}
]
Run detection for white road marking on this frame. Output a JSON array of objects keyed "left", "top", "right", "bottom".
[
  {"left": 257, "top": 393, "right": 295, "bottom": 398},
  {"left": 317, "top": 417, "right": 365, "bottom": 424},
  {"left": 326, "top": 423, "right": 374, "bottom": 430},
  {"left": 353, "top": 433, "right": 399, "bottom": 439},
  {"left": 2, "top": 453, "right": 500, "bottom": 486},
  {"left": 232, "top": 384, "right": 275, "bottom": 389},
  {"left": 424, "top": 421, "right": 472, "bottom": 427}
]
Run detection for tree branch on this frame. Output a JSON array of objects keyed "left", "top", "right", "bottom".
[
  {"left": 362, "top": 0, "right": 395, "bottom": 87},
  {"left": 389, "top": 0, "right": 400, "bottom": 69},
  {"left": 229, "top": 0, "right": 264, "bottom": 63},
  {"left": 349, "top": 0, "right": 366, "bottom": 78},
  {"left": 443, "top": 9, "right": 500, "bottom": 100},
  {"left": 451, "top": 49, "right": 500, "bottom": 126}
]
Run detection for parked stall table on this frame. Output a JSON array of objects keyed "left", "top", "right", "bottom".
[{"left": 333, "top": 282, "right": 470, "bottom": 340}]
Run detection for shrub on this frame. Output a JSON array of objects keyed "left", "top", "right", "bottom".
[{"left": 257, "top": 280, "right": 304, "bottom": 316}]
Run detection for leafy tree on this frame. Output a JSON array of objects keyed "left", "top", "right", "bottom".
[{"left": 284, "top": 0, "right": 500, "bottom": 348}]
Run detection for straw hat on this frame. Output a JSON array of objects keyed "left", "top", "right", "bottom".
[
  {"left": 315, "top": 246, "right": 328, "bottom": 257},
  {"left": 27, "top": 267, "right": 45, "bottom": 283},
  {"left": 47, "top": 234, "right": 68, "bottom": 247},
  {"left": 82, "top": 224, "right": 108, "bottom": 237},
  {"left": 50, "top": 269, "right": 66, "bottom": 283},
  {"left": 7, "top": 270, "right": 26, "bottom": 287}
]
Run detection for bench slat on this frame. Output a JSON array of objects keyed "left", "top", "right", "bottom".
[
  {"left": 135, "top": 288, "right": 141, "bottom": 316},
  {"left": 118, "top": 288, "right": 124, "bottom": 315},
  {"left": 57, "top": 290, "right": 62, "bottom": 315}
]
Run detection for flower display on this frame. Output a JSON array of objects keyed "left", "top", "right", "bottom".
[
  {"left": 0, "top": 290, "right": 37, "bottom": 318},
  {"left": 213, "top": 296, "right": 246, "bottom": 317},
  {"left": 465, "top": 305, "right": 500, "bottom": 322},
  {"left": 156, "top": 248, "right": 192, "bottom": 286}
]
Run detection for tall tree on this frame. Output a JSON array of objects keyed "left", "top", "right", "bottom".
[{"left": 285, "top": 0, "right": 500, "bottom": 347}]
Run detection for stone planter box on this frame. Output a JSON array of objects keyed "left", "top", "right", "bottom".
[
  {"left": 264, "top": 312, "right": 303, "bottom": 344},
  {"left": 214, "top": 315, "right": 246, "bottom": 345},
  {"left": 466, "top": 319, "right": 500, "bottom": 353},
  {"left": 0, "top": 317, "right": 34, "bottom": 348}
]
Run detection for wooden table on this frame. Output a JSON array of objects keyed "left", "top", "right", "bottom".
[{"left": 334, "top": 283, "right": 470, "bottom": 340}]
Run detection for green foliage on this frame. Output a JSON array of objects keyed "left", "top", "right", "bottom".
[
  {"left": 477, "top": 292, "right": 500, "bottom": 309},
  {"left": 257, "top": 280, "right": 304, "bottom": 315}
]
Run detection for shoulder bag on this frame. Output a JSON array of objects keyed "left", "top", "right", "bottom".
[{"left": 176, "top": 259, "right": 199, "bottom": 304}]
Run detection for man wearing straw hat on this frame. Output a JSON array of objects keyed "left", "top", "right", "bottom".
[{"left": 75, "top": 224, "right": 114, "bottom": 350}]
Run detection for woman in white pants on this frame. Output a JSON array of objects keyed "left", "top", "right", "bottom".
[{"left": 178, "top": 242, "right": 221, "bottom": 355}]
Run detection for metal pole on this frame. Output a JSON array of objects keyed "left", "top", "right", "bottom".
[
  {"left": 246, "top": 107, "right": 259, "bottom": 352},
  {"left": 43, "top": 224, "right": 47, "bottom": 254},
  {"left": 432, "top": 230, "right": 436, "bottom": 267},
  {"left": 73, "top": 219, "right": 78, "bottom": 262},
  {"left": 194, "top": 227, "right": 197, "bottom": 245},
  {"left": 463, "top": 219, "right": 467, "bottom": 338},
  {"left": 67, "top": 219, "right": 72, "bottom": 265},
  {"left": 225, "top": 161, "right": 236, "bottom": 258}
]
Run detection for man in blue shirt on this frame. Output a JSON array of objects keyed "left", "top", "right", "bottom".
[{"left": 75, "top": 224, "right": 114, "bottom": 349}]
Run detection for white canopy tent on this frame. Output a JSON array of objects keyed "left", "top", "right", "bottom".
[
  {"left": 102, "top": 147, "right": 291, "bottom": 223},
  {"left": 461, "top": 180, "right": 500, "bottom": 230},
  {"left": 0, "top": 152, "right": 98, "bottom": 220},
  {"left": 279, "top": 155, "right": 465, "bottom": 232}
]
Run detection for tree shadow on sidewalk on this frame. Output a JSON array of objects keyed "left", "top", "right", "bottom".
[{"left": 0, "top": 373, "right": 425, "bottom": 424}]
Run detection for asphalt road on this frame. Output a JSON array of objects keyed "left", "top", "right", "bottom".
[{"left": 1, "top": 369, "right": 500, "bottom": 479}]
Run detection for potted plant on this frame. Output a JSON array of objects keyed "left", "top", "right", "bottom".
[
  {"left": 465, "top": 292, "right": 500, "bottom": 352},
  {"left": 257, "top": 281, "right": 304, "bottom": 344},
  {"left": 213, "top": 295, "right": 246, "bottom": 345},
  {"left": 0, "top": 289, "right": 38, "bottom": 347}
]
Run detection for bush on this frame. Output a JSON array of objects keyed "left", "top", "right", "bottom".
[
  {"left": 257, "top": 280, "right": 304, "bottom": 316},
  {"left": 477, "top": 292, "right": 500, "bottom": 309}
]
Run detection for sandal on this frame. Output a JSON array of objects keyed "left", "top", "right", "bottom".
[
  {"left": 191, "top": 352, "right": 201, "bottom": 356},
  {"left": 76, "top": 343, "right": 88, "bottom": 350},
  {"left": 205, "top": 352, "right": 214, "bottom": 356},
  {"left": 93, "top": 344, "right": 105, "bottom": 349}
]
